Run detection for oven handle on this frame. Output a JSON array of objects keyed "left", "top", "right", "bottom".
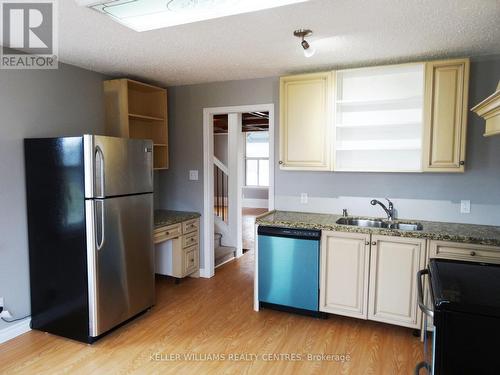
[{"left": 417, "top": 269, "right": 434, "bottom": 318}]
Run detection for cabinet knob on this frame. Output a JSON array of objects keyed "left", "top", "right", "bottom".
[
  {"left": 460, "top": 161, "right": 465, "bottom": 166},
  {"left": 165, "top": 231, "right": 170, "bottom": 235},
  {"left": 372, "top": 241, "right": 377, "bottom": 246},
  {"left": 365, "top": 241, "right": 370, "bottom": 245},
  {"left": 470, "top": 251, "right": 476, "bottom": 256},
  {"left": 279, "top": 161, "right": 284, "bottom": 165}
]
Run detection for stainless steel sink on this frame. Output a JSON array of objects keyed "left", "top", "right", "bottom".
[
  {"left": 335, "top": 218, "right": 387, "bottom": 228},
  {"left": 385, "top": 222, "right": 423, "bottom": 231},
  {"left": 336, "top": 217, "right": 423, "bottom": 231}
]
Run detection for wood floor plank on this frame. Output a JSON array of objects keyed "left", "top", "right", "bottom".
[{"left": 0, "top": 251, "right": 423, "bottom": 374}]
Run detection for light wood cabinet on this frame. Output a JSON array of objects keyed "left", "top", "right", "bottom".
[
  {"left": 320, "top": 231, "right": 370, "bottom": 319},
  {"left": 103, "top": 79, "right": 169, "bottom": 170},
  {"left": 429, "top": 240, "right": 500, "bottom": 265},
  {"left": 154, "top": 218, "right": 200, "bottom": 278},
  {"left": 279, "top": 58, "right": 471, "bottom": 173},
  {"left": 279, "top": 72, "right": 333, "bottom": 171},
  {"left": 368, "top": 235, "right": 426, "bottom": 329},
  {"left": 320, "top": 232, "right": 426, "bottom": 329},
  {"left": 423, "top": 59, "right": 470, "bottom": 172}
]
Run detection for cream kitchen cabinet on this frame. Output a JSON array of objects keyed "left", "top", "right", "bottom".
[
  {"left": 429, "top": 240, "right": 500, "bottom": 265},
  {"left": 279, "top": 72, "right": 333, "bottom": 171},
  {"left": 321, "top": 232, "right": 426, "bottom": 329},
  {"left": 279, "top": 58, "right": 470, "bottom": 173},
  {"left": 423, "top": 59, "right": 470, "bottom": 172},
  {"left": 320, "top": 231, "right": 370, "bottom": 319},
  {"left": 368, "top": 235, "right": 426, "bottom": 329}
]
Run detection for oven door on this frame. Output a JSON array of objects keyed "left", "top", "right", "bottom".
[{"left": 416, "top": 269, "right": 435, "bottom": 375}]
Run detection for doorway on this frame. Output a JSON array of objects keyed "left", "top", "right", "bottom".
[{"left": 202, "top": 104, "right": 275, "bottom": 278}]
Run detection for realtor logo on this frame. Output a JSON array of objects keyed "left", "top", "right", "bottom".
[{"left": 0, "top": 0, "right": 58, "bottom": 69}]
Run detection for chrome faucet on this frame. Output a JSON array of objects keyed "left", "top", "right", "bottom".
[{"left": 370, "top": 198, "right": 395, "bottom": 221}]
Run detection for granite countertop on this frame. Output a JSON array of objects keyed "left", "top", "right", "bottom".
[
  {"left": 154, "top": 210, "right": 201, "bottom": 228},
  {"left": 256, "top": 210, "right": 500, "bottom": 247}
]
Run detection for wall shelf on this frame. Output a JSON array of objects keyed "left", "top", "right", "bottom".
[
  {"left": 336, "top": 96, "right": 423, "bottom": 110},
  {"left": 129, "top": 113, "right": 165, "bottom": 122},
  {"left": 334, "top": 63, "right": 425, "bottom": 172},
  {"left": 336, "top": 121, "right": 421, "bottom": 128},
  {"left": 104, "top": 79, "right": 169, "bottom": 170}
]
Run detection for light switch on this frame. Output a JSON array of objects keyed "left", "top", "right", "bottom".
[
  {"left": 189, "top": 170, "right": 199, "bottom": 181},
  {"left": 300, "top": 193, "right": 308, "bottom": 204},
  {"left": 460, "top": 200, "right": 471, "bottom": 214}
]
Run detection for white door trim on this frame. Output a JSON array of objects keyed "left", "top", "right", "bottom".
[{"left": 201, "top": 103, "right": 275, "bottom": 278}]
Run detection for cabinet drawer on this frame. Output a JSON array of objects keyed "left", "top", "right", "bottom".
[
  {"left": 182, "top": 231, "right": 199, "bottom": 248},
  {"left": 154, "top": 223, "right": 182, "bottom": 243},
  {"left": 183, "top": 245, "right": 199, "bottom": 275},
  {"left": 182, "top": 219, "right": 199, "bottom": 234},
  {"left": 430, "top": 240, "right": 500, "bottom": 264}
]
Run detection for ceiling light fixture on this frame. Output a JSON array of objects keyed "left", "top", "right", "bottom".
[
  {"left": 294, "top": 28, "right": 315, "bottom": 58},
  {"left": 76, "top": 0, "right": 309, "bottom": 32}
]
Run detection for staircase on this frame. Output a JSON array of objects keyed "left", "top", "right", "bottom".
[{"left": 214, "top": 232, "right": 236, "bottom": 268}]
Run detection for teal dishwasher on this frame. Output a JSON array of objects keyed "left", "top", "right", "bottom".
[{"left": 258, "top": 226, "right": 321, "bottom": 316}]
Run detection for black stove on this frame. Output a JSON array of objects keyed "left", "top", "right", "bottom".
[{"left": 417, "top": 259, "right": 500, "bottom": 375}]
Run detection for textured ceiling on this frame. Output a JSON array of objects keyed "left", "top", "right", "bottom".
[{"left": 60, "top": 0, "right": 500, "bottom": 86}]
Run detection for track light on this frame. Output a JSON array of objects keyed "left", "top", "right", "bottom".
[{"left": 294, "top": 29, "right": 315, "bottom": 58}]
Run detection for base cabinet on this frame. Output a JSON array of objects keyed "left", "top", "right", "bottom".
[
  {"left": 321, "top": 232, "right": 426, "bottom": 329},
  {"left": 154, "top": 218, "right": 200, "bottom": 278},
  {"left": 368, "top": 235, "right": 426, "bottom": 329},
  {"left": 320, "top": 232, "right": 370, "bottom": 319}
]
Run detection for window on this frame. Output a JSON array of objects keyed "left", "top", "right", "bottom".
[{"left": 245, "top": 132, "right": 269, "bottom": 187}]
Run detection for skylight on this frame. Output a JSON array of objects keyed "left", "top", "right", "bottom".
[{"left": 79, "top": 0, "right": 309, "bottom": 32}]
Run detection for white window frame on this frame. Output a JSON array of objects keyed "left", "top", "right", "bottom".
[{"left": 244, "top": 132, "right": 269, "bottom": 187}]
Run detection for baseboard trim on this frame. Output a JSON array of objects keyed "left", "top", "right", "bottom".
[{"left": 0, "top": 318, "right": 31, "bottom": 344}]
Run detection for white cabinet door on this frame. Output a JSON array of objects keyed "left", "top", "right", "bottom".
[
  {"left": 279, "top": 72, "right": 333, "bottom": 170},
  {"left": 320, "top": 231, "right": 370, "bottom": 319},
  {"left": 368, "top": 235, "right": 426, "bottom": 329}
]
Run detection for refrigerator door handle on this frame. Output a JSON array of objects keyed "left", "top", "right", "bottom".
[
  {"left": 95, "top": 199, "right": 105, "bottom": 250},
  {"left": 95, "top": 146, "right": 105, "bottom": 198}
]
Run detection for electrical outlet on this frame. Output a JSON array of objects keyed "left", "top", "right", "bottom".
[
  {"left": 189, "top": 170, "right": 199, "bottom": 181},
  {"left": 0, "top": 297, "right": 3, "bottom": 308},
  {"left": 300, "top": 193, "right": 308, "bottom": 204},
  {"left": 460, "top": 200, "right": 471, "bottom": 214},
  {"left": 0, "top": 310, "right": 12, "bottom": 319}
]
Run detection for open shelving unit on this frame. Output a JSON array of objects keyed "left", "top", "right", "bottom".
[
  {"left": 334, "top": 63, "right": 425, "bottom": 172},
  {"left": 104, "top": 79, "right": 168, "bottom": 170}
]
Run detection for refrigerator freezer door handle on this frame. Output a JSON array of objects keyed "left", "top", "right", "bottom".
[
  {"left": 95, "top": 200, "right": 105, "bottom": 250},
  {"left": 95, "top": 146, "right": 105, "bottom": 198}
]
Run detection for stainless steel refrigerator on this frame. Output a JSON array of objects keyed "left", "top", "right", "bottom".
[{"left": 25, "top": 135, "right": 155, "bottom": 343}]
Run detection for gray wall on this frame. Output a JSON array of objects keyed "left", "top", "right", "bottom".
[
  {"left": 243, "top": 187, "right": 268, "bottom": 200},
  {"left": 158, "top": 56, "right": 500, "bottom": 268},
  {"left": 0, "top": 63, "right": 107, "bottom": 330}
]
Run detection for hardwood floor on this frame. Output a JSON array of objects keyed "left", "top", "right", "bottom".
[{"left": 0, "top": 251, "right": 423, "bottom": 375}]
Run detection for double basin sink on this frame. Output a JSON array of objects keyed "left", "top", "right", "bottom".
[{"left": 336, "top": 217, "right": 423, "bottom": 231}]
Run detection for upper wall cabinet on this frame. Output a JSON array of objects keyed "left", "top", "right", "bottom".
[
  {"left": 279, "top": 72, "right": 333, "bottom": 170},
  {"left": 422, "top": 59, "right": 470, "bottom": 172},
  {"left": 104, "top": 79, "right": 169, "bottom": 170},
  {"left": 279, "top": 58, "right": 470, "bottom": 173}
]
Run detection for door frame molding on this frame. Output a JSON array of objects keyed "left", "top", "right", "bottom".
[{"left": 201, "top": 103, "right": 275, "bottom": 278}]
